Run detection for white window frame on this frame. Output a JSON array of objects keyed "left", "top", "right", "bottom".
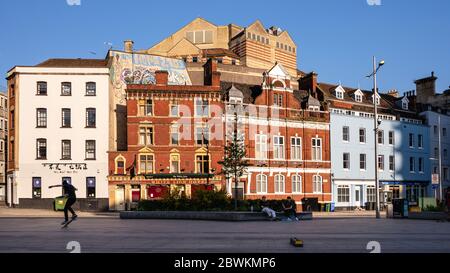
[
  {"left": 343, "top": 153, "right": 350, "bottom": 170},
  {"left": 342, "top": 126, "right": 350, "bottom": 142},
  {"left": 359, "top": 128, "right": 366, "bottom": 143},
  {"left": 273, "top": 135, "right": 285, "bottom": 160},
  {"left": 337, "top": 185, "right": 350, "bottom": 203},
  {"left": 360, "top": 153, "right": 366, "bottom": 171},
  {"left": 290, "top": 137, "right": 302, "bottom": 161},
  {"left": 312, "top": 138, "right": 322, "bottom": 161},
  {"left": 274, "top": 174, "right": 285, "bottom": 193},
  {"left": 256, "top": 174, "right": 268, "bottom": 194},
  {"left": 291, "top": 175, "right": 302, "bottom": 194},
  {"left": 255, "top": 134, "right": 267, "bottom": 160},
  {"left": 313, "top": 175, "right": 323, "bottom": 194}
]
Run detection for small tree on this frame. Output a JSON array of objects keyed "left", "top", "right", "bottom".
[{"left": 219, "top": 112, "right": 249, "bottom": 210}]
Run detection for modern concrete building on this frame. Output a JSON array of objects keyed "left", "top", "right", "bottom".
[
  {"left": 320, "top": 83, "right": 431, "bottom": 210},
  {"left": 0, "top": 92, "right": 6, "bottom": 202},
  {"left": 6, "top": 59, "right": 110, "bottom": 210}
]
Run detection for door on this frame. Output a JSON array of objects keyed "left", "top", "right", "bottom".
[
  {"left": 355, "top": 186, "right": 363, "bottom": 207},
  {"left": 115, "top": 186, "right": 125, "bottom": 211}
]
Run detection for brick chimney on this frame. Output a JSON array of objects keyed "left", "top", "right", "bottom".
[
  {"left": 298, "top": 72, "right": 318, "bottom": 97},
  {"left": 203, "top": 58, "right": 221, "bottom": 87},
  {"left": 124, "top": 40, "right": 134, "bottom": 53},
  {"left": 414, "top": 71, "right": 437, "bottom": 104},
  {"left": 155, "top": 70, "right": 168, "bottom": 85}
]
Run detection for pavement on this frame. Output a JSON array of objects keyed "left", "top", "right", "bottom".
[{"left": 0, "top": 213, "right": 449, "bottom": 253}]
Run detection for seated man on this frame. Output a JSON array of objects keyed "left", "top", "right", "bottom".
[
  {"left": 260, "top": 196, "right": 277, "bottom": 221},
  {"left": 282, "top": 196, "right": 299, "bottom": 221}
]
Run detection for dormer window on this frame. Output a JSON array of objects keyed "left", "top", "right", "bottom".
[
  {"left": 372, "top": 95, "right": 381, "bottom": 105},
  {"left": 336, "top": 90, "right": 344, "bottom": 99},
  {"left": 402, "top": 101, "right": 408, "bottom": 110},
  {"left": 355, "top": 94, "right": 362, "bottom": 102}
]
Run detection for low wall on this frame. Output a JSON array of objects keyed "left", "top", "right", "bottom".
[
  {"left": 120, "top": 211, "right": 313, "bottom": 221},
  {"left": 16, "top": 198, "right": 109, "bottom": 212},
  {"left": 408, "top": 212, "right": 448, "bottom": 220}
]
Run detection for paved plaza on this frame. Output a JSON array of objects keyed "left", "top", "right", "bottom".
[{"left": 0, "top": 216, "right": 449, "bottom": 253}]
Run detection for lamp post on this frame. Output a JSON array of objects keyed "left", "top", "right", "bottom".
[{"left": 367, "top": 56, "right": 385, "bottom": 219}]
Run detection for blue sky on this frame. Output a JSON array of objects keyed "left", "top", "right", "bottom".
[{"left": 1, "top": 0, "right": 449, "bottom": 94}]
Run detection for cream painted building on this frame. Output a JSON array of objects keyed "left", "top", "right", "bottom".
[{"left": 6, "top": 60, "right": 110, "bottom": 210}]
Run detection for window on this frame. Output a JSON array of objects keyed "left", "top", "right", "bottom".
[
  {"left": 186, "top": 30, "right": 212, "bottom": 44},
  {"left": 409, "top": 133, "right": 414, "bottom": 148},
  {"left": 418, "top": 134, "right": 423, "bottom": 149},
  {"left": 360, "top": 154, "right": 366, "bottom": 170},
  {"left": 86, "top": 82, "right": 96, "bottom": 96},
  {"left": 36, "top": 108, "right": 47, "bottom": 128},
  {"left": 86, "top": 177, "right": 96, "bottom": 198},
  {"left": 367, "top": 186, "right": 376, "bottom": 202},
  {"left": 402, "top": 101, "right": 408, "bottom": 110},
  {"left": 290, "top": 137, "right": 302, "bottom": 160},
  {"left": 389, "top": 131, "right": 394, "bottom": 145},
  {"left": 170, "top": 154, "right": 180, "bottom": 173},
  {"left": 313, "top": 175, "right": 322, "bottom": 193},
  {"left": 292, "top": 175, "right": 302, "bottom": 193},
  {"left": 139, "top": 154, "right": 154, "bottom": 174},
  {"left": 355, "top": 94, "right": 362, "bottom": 102},
  {"left": 85, "top": 140, "right": 96, "bottom": 160},
  {"left": 61, "top": 82, "right": 72, "bottom": 96},
  {"left": 312, "top": 138, "right": 322, "bottom": 161},
  {"left": 195, "top": 125, "right": 209, "bottom": 146},
  {"left": 434, "top": 125, "right": 438, "bottom": 135},
  {"left": 342, "top": 126, "right": 350, "bottom": 142},
  {"left": 115, "top": 156, "right": 125, "bottom": 175},
  {"left": 61, "top": 108, "right": 71, "bottom": 128},
  {"left": 139, "top": 126, "right": 154, "bottom": 146},
  {"left": 10, "top": 110, "right": 14, "bottom": 129},
  {"left": 389, "top": 155, "right": 395, "bottom": 171},
  {"left": 343, "top": 153, "right": 350, "bottom": 169},
  {"left": 86, "top": 108, "right": 96, "bottom": 127},
  {"left": 274, "top": 174, "right": 285, "bottom": 193},
  {"left": 273, "top": 136, "right": 285, "bottom": 159},
  {"left": 336, "top": 91, "right": 343, "bottom": 99},
  {"left": 36, "top": 139, "right": 47, "bottom": 159},
  {"left": 409, "top": 157, "right": 415, "bottom": 172},
  {"left": 273, "top": 93, "right": 283, "bottom": 107},
  {"left": 196, "top": 155, "right": 209, "bottom": 174},
  {"left": 256, "top": 174, "right": 267, "bottom": 194},
  {"left": 377, "top": 130, "right": 384, "bottom": 144},
  {"left": 170, "top": 125, "right": 179, "bottom": 145},
  {"left": 170, "top": 103, "right": 179, "bottom": 117},
  {"left": 61, "top": 140, "right": 71, "bottom": 160},
  {"left": 337, "top": 186, "right": 350, "bottom": 203},
  {"left": 37, "top": 82, "right": 47, "bottom": 95},
  {"left": 192, "top": 56, "right": 198, "bottom": 63},
  {"left": 378, "top": 155, "right": 384, "bottom": 171},
  {"left": 139, "top": 99, "right": 153, "bottom": 116},
  {"left": 255, "top": 134, "right": 267, "bottom": 159},
  {"left": 32, "top": 177, "right": 42, "bottom": 199},
  {"left": 443, "top": 128, "right": 447, "bottom": 137},
  {"left": 418, "top": 157, "right": 424, "bottom": 173},
  {"left": 359, "top": 128, "right": 366, "bottom": 143},
  {"left": 195, "top": 98, "right": 209, "bottom": 117}
]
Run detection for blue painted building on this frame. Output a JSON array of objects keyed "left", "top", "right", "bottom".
[{"left": 317, "top": 83, "right": 431, "bottom": 210}]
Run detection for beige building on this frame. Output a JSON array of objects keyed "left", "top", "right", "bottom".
[
  {"left": 141, "top": 17, "right": 299, "bottom": 77},
  {"left": 0, "top": 92, "right": 6, "bottom": 202}
]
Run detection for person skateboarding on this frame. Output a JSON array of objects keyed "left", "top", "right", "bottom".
[{"left": 49, "top": 180, "right": 78, "bottom": 226}]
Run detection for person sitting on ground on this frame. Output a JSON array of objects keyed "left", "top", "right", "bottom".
[
  {"left": 260, "top": 196, "right": 277, "bottom": 221},
  {"left": 282, "top": 196, "right": 299, "bottom": 221}
]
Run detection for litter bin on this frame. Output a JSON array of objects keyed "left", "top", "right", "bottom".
[
  {"left": 302, "top": 198, "right": 319, "bottom": 212},
  {"left": 386, "top": 203, "right": 394, "bottom": 218},
  {"left": 330, "top": 202, "right": 335, "bottom": 212},
  {"left": 392, "top": 198, "right": 409, "bottom": 218},
  {"left": 54, "top": 195, "right": 68, "bottom": 211}
]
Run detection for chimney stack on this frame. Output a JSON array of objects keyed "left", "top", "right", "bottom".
[
  {"left": 155, "top": 70, "right": 168, "bottom": 86},
  {"left": 298, "top": 72, "right": 318, "bottom": 97},
  {"left": 203, "top": 58, "right": 221, "bottom": 87},
  {"left": 414, "top": 71, "right": 437, "bottom": 104},
  {"left": 124, "top": 40, "right": 134, "bottom": 53}
]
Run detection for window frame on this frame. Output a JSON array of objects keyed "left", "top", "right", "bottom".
[
  {"left": 291, "top": 175, "right": 302, "bottom": 194},
  {"left": 273, "top": 135, "right": 285, "bottom": 160},
  {"left": 290, "top": 137, "right": 302, "bottom": 161},
  {"left": 313, "top": 175, "right": 323, "bottom": 194},
  {"left": 360, "top": 153, "right": 366, "bottom": 170},
  {"left": 343, "top": 153, "right": 350, "bottom": 170},
  {"left": 311, "top": 138, "right": 322, "bottom": 161},
  {"left": 86, "top": 82, "right": 96, "bottom": 96},
  {"left": 61, "top": 82, "right": 72, "bottom": 96},
  {"left": 61, "top": 108, "right": 71, "bottom": 128},
  {"left": 36, "top": 108, "right": 47, "bottom": 128},
  {"left": 274, "top": 174, "right": 285, "bottom": 194},
  {"left": 36, "top": 138, "right": 47, "bottom": 160},
  {"left": 85, "top": 140, "right": 96, "bottom": 160},
  {"left": 359, "top": 128, "right": 366, "bottom": 143},
  {"left": 86, "top": 177, "right": 96, "bottom": 198},
  {"left": 36, "top": 81, "right": 47, "bottom": 96},
  {"left": 255, "top": 134, "right": 268, "bottom": 160},
  {"left": 342, "top": 126, "right": 350, "bottom": 142},
  {"left": 61, "top": 139, "right": 71, "bottom": 160},
  {"left": 337, "top": 185, "right": 350, "bottom": 203},
  {"left": 256, "top": 174, "right": 268, "bottom": 194},
  {"left": 85, "top": 108, "right": 96, "bottom": 128},
  {"left": 139, "top": 126, "right": 154, "bottom": 146}
]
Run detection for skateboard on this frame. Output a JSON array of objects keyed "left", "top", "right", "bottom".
[
  {"left": 61, "top": 219, "right": 74, "bottom": 229},
  {"left": 290, "top": 237, "right": 304, "bottom": 247}
]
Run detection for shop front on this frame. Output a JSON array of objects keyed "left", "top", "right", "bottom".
[{"left": 380, "top": 180, "right": 431, "bottom": 210}]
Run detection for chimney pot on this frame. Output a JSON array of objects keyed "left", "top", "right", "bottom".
[
  {"left": 155, "top": 70, "right": 169, "bottom": 85},
  {"left": 124, "top": 40, "right": 134, "bottom": 53}
]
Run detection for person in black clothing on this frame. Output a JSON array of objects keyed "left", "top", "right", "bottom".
[
  {"left": 49, "top": 180, "right": 78, "bottom": 225},
  {"left": 282, "top": 196, "right": 299, "bottom": 221}
]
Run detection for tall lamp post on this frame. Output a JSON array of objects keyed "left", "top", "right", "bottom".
[{"left": 367, "top": 56, "right": 385, "bottom": 219}]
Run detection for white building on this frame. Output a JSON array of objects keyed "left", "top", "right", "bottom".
[{"left": 6, "top": 59, "right": 110, "bottom": 210}]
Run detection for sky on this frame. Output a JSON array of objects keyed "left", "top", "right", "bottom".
[{"left": 1, "top": 0, "right": 449, "bottom": 94}]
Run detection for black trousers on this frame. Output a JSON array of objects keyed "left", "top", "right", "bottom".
[
  {"left": 284, "top": 208, "right": 297, "bottom": 218},
  {"left": 64, "top": 197, "right": 76, "bottom": 221}
]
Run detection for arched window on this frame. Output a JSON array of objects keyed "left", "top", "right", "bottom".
[
  {"left": 274, "top": 174, "right": 285, "bottom": 193},
  {"left": 256, "top": 174, "right": 267, "bottom": 194},
  {"left": 292, "top": 175, "right": 302, "bottom": 193},
  {"left": 114, "top": 155, "right": 126, "bottom": 175},
  {"left": 272, "top": 80, "right": 285, "bottom": 89},
  {"left": 313, "top": 175, "right": 323, "bottom": 193}
]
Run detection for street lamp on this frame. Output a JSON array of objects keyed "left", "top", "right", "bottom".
[{"left": 367, "top": 56, "right": 385, "bottom": 219}]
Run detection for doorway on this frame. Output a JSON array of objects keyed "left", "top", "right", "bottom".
[
  {"left": 355, "top": 186, "right": 363, "bottom": 208},
  {"left": 115, "top": 185, "right": 125, "bottom": 211}
]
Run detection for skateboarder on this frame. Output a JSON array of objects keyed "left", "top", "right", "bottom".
[
  {"left": 282, "top": 196, "right": 299, "bottom": 221},
  {"left": 49, "top": 180, "right": 78, "bottom": 225},
  {"left": 260, "top": 196, "right": 278, "bottom": 221}
]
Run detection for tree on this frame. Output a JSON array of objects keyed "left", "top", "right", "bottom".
[{"left": 219, "top": 112, "right": 249, "bottom": 210}]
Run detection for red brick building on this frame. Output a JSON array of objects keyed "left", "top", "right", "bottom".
[
  {"left": 108, "top": 59, "right": 331, "bottom": 211},
  {"left": 108, "top": 60, "right": 224, "bottom": 210}
]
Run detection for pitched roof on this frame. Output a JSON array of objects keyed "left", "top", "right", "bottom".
[{"left": 36, "top": 58, "right": 108, "bottom": 68}]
